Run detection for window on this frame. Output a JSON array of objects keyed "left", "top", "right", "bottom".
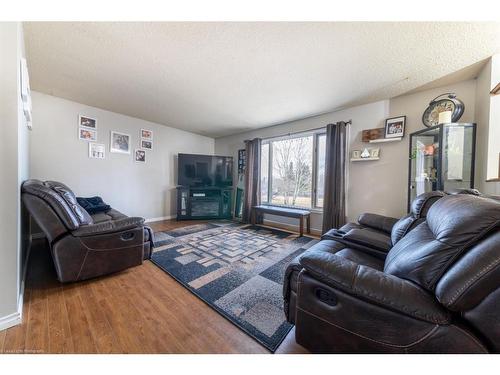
[{"left": 260, "top": 130, "right": 326, "bottom": 209}]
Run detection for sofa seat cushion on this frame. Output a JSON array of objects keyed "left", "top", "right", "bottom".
[
  {"left": 335, "top": 248, "right": 384, "bottom": 271},
  {"left": 90, "top": 209, "right": 128, "bottom": 223}
]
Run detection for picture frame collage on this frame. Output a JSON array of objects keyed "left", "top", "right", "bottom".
[{"left": 78, "top": 114, "right": 152, "bottom": 164}]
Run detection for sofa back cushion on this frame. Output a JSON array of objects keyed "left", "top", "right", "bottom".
[
  {"left": 22, "top": 179, "right": 81, "bottom": 230},
  {"left": 390, "top": 191, "right": 445, "bottom": 245},
  {"left": 384, "top": 195, "right": 500, "bottom": 291},
  {"left": 45, "top": 181, "right": 93, "bottom": 225}
]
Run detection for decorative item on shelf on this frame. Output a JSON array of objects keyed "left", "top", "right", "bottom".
[
  {"left": 110, "top": 131, "right": 131, "bottom": 154},
  {"left": 385, "top": 116, "right": 406, "bottom": 138},
  {"left": 361, "top": 128, "right": 384, "bottom": 142},
  {"left": 135, "top": 149, "right": 146, "bottom": 163},
  {"left": 422, "top": 93, "right": 464, "bottom": 127},
  {"left": 438, "top": 110, "right": 452, "bottom": 124},
  {"left": 370, "top": 148, "right": 380, "bottom": 158},
  {"left": 88, "top": 143, "right": 105, "bottom": 159},
  {"left": 423, "top": 144, "right": 436, "bottom": 156},
  {"left": 352, "top": 150, "right": 361, "bottom": 159},
  {"left": 361, "top": 148, "right": 371, "bottom": 158}
]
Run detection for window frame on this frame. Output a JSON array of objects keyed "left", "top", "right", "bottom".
[{"left": 261, "top": 128, "right": 326, "bottom": 211}]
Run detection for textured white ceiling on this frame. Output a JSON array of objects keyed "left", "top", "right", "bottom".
[{"left": 24, "top": 22, "right": 500, "bottom": 138}]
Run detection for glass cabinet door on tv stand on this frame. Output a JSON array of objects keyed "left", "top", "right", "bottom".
[{"left": 408, "top": 123, "right": 476, "bottom": 210}]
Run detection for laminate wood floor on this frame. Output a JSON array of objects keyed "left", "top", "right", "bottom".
[{"left": 0, "top": 220, "right": 308, "bottom": 354}]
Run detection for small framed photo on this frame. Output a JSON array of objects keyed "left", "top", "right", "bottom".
[
  {"left": 141, "top": 139, "right": 153, "bottom": 150},
  {"left": 89, "top": 143, "right": 105, "bottom": 159},
  {"left": 370, "top": 148, "right": 380, "bottom": 158},
  {"left": 79, "top": 127, "right": 97, "bottom": 141},
  {"left": 135, "top": 149, "right": 146, "bottom": 163},
  {"left": 385, "top": 116, "right": 406, "bottom": 138},
  {"left": 141, "top": 129, "right": 153, "bottom": 140},
  {"left": 79, "top": 115, "right": 97, "bottom": 129},
  {"left": 352, "top": 150, "right": 361, "bottom": 159},
  {"left": 110, "top": 131, "right": 131, "bottom": 154}
]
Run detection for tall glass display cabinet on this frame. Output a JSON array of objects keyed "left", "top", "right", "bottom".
[{"left": 408, "top": 123, "right": 476, "bottom": 210}]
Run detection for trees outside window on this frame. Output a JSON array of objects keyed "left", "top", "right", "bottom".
[{"left": 261, "top": 130, "right": 325, "bottom": 209}]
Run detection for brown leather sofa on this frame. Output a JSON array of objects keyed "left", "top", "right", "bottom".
[
  {"left": 22, "top": 179, "right": 154, "bottom": 283},
  {"left": 283, "top": 192, "right": 500, "bottom": 353}
]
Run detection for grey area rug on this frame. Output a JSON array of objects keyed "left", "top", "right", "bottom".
[{"left": 150, "top": 222, "right": 318, "bottom": 352}]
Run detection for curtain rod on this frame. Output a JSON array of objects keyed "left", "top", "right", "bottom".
[{"left": 244, "top": 119, "right": 352, "bottom": 143}]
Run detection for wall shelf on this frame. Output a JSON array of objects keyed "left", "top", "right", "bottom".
[
  {"left": 490, "top": 82, "right": 500, "bottom": 95},
  {"left": 351, "top": 157, "right": 380, "bottom": 162},
  {"left": 369, "top": 137, "right": 402, "bottom": 143}
]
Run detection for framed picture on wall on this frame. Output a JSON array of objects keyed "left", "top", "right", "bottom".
[
  {"left": 385, "top": 116, "right": 406, "bottom": 138},
  {"left": 141, "top": 139, "right": 153, "bottom": 150},
  {"left": 79, "top": 127, "right": 97, "bottom": 141},
  {"left": 110, "top": 131, "right": 131, "bottom": 154},
  {"left": 89, "top": 143, "right": 105, "bottom": 159},
  {"left": 135, "top": 149, "right": 146, "bottom": 163},
  {"left": 79, "top": 115, "right": 97, "bottom": 129},
  {"left": 141, "top": 129, "right": 153, "bottom": 140},
  {"left": 238, "top": 149, "right": 246, "bottom": 174}
]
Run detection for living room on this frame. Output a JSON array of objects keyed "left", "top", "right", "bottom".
[{"left": 1, "top": 1, "right": 500, "bottom": 372}]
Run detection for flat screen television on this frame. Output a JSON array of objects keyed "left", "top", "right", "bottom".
[{"left": 178, "top": 153, "right": 233, "bottom": 188}]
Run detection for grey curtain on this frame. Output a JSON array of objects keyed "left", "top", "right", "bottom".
[
  {"left": 322, "top": 122, "right": 348, "bottom": 233},
  {"left": 242, "top": 138, "right": 262, "bottom": 223}
]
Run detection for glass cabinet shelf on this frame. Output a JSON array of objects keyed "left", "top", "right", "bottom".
[{"left": 408, "top": 123, "right": 476, "bottom": 210}]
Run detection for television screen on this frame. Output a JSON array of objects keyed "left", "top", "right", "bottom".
[{"left": 178, "top": 154, "right": 233, "bottom": 187}]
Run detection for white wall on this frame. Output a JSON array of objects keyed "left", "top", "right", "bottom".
[
  {"left": 30, "top": 92, "right": 215, "bottom": 221},
  {"left": 475, "top": 56, "right": 500, "bottom": 195},
  {"left": 215, "top": 79, "right": 478, "bottom": 231},
  {"left": 0, "top": 22, "right": 29, "bottom": 330}
]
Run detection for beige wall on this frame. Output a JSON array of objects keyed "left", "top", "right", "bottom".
[
  {"left": 0, "top": 22, "right": 29, "bottom": 329},
  {"left": 215, "top": 79, "right": 478, "bottom": 231},
  {"left": 30, "top": 92, "right": 215, "bottom": 221}
]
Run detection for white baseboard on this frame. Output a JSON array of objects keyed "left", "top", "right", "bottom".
[
  {"left": 0, "top": 234, "right": 33, "bottom": 332},
  {"left": 145, "top": 215, "right": 176, "bottom": 223},
  {"left": 262, "top": 218, "right": 322, "bottom": 235},
  {"left": 0, "top": 311, "right": 22, "bottom": 332}
]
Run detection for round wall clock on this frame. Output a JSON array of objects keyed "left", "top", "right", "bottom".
[{"left": 422, "top": 93, "right": 464, "bottom": 127}]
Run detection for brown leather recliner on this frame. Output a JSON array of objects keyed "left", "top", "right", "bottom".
[
  {"left": 283, "top": 193, "right": 500, "bottom": 353},
  {"left": 22, "top": 179, "right": 154, "bottom": 282}
]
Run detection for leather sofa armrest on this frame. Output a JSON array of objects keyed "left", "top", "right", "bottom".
[
  {"left": 343, "top": 228, "right": 392, "bottom": 253},
  {"left": 299, "top": 250, "right": 450, "bottom": 324},
  {"left": 357, "top": 213, "right": 399, "bottom": 234},
  {"left": 71, "top": 217, "right": 145, "bottom": 237}
]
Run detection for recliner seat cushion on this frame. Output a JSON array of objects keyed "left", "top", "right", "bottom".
[
  {"left": 90, "top": 209, "right": 128, "bottom": 223},
  {"left": 384, "top": 195, "right": 500, "bottom": 291}
]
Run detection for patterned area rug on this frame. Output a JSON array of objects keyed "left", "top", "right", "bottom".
[{"left": 151, "top": 222, "right": 318, "bottom": 352}]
